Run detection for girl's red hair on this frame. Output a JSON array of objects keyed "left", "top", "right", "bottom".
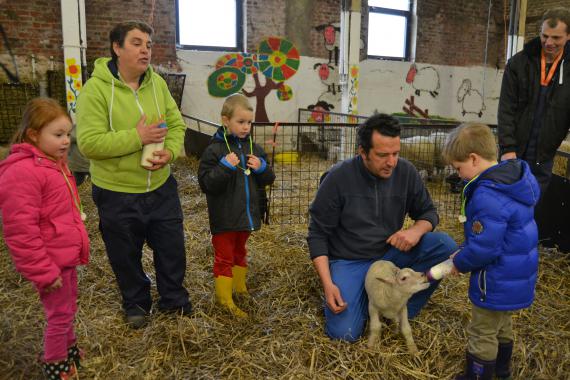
[{"left": 12, "top": 97, "right": 71, "bottom": 144}]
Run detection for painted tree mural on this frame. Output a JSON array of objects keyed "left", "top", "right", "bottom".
[{"left": 207, "top": 37, "right": 300, "bottom": 122}]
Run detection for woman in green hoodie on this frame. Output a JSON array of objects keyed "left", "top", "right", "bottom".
[{"left": 76, "top": 21, "right": 191, "bottom": 329}]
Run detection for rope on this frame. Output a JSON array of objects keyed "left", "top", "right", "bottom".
[
  {"left": 481, "top": 0, "right": 492, "bottom": 105},
  {"left": 504, "top": 0, "right": 509, "bottom": 61}
]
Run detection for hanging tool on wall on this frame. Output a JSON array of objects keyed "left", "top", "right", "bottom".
[{"left": 0, "top": 24, "right": 20, "bottom": 83}]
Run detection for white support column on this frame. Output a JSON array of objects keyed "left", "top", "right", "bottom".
[
  {"left": 60, "top": 0, "right": 86, "bottom": 122},
  {"left": 339, "top": 0, "right": 361, "bottom": 161},
  {"left": 340, "top": 0, "right": 361, "bottom": 115}
]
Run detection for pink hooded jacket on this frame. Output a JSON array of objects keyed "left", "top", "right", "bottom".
[{"left": 0, "top": 143, "right": 89, "bottom": 290}]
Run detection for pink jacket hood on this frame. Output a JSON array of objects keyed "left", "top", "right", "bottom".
[{"left": 0, "top": 143, "right": 90, "bottom": 289}]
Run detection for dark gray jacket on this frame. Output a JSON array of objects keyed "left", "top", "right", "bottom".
[
  {"left": 307, "top": 156, "right": 438, "bottom": 260},
  {"left": 498, "top": 38, "right": 570, "bottom": 162},
  {"left": 198, "top": 127, "right": 275, "bottom": 234}
]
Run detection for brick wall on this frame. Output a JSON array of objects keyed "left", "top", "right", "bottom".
[
  {"left": 415, "top": 0, "right": 507, "bottom": 68},
  {"left": 0, "top": 0, "right": 179, "bottom": 82},
  {"left": 0, "top": 0, "right": 512, "bottom": 84},
  {"left": 246, "top": 0, "right": 286, "bottom": 52},
  {"left": 83, "top": 0, "right": 178, "bottom": 70},
  {"left": 525, "top": 0, "right": 570, "bottom": 40},
  {"left": 0, "top": 0, "right": 63, "bottom": 82}
]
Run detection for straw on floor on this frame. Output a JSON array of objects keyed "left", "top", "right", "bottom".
[{"left": 0, "top": 156, "right": 569, "bottom": 379}]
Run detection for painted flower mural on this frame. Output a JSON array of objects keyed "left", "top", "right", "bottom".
[
  {"left": 207, "top": 37, "right": 300, "bottom": 122},
  {"left": 65, "top": 58, "right": 82, "bottom": 114}
]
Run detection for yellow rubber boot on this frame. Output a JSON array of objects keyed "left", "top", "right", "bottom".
[
  {"left": 214, "top": 276, "right": 248, "bottom": 318},
  {"left": 232, "top": 266, "right": 249, "bottom": 295}
]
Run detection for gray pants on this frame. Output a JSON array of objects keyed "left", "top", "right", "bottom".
[{"left": 467, "top": 304, "right": 513, "bottom": 361}]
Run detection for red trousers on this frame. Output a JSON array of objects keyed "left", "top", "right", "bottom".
[
  {"left": 212, "top": 231, "right": 251, "bottom": 277},
  {"left": 38, "top": 267, "right": 78, "bottom": 362}
]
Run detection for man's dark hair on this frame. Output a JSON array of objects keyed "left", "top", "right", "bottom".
[
  {"left": 357, "top": 113, "right": 401, "bottom": 154},
  {"left": 541, "top": 7, "right": 570, "bottom": 34},
  {"left": 109, "top": 21, "right": 154, "bottom": 61}
]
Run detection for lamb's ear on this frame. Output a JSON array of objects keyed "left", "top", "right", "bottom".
[{"left": 375, "top": 272, "right": 396, "bottom": 285}]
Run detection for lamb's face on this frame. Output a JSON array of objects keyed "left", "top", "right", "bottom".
[{"left": 396, "top": 268, "right": 430, "bottom": 294}]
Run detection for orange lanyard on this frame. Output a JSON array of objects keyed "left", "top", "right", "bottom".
[
  {"left": 60, "top": 163, "right": 86, "bottom": 221},
  {"left": 541, "top": 50, "right": 563, "bottom": 86}
]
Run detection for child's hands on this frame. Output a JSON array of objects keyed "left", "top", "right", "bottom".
[
  {"left": 45, "top": 276, "right": 63, "bottom": 293},
  {"left": 246, "top": 154, "right": 261, "bottom": 171},
  {"left": 449, "top": 249, "right": 461, "bottom": 276},
  {"left": 225, "top": 152, "right": 239, "bottom": 167}
]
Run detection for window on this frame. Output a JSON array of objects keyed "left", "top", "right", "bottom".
[
  {"left": 367, "top": 0, "right": 412, "bottom": 60},
  {"left": 176, "top": 0, "right": 243, "bottom": 51}
]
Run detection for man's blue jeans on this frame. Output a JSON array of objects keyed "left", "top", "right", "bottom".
[{"left": 323, "top": 232, "right": 457, "bottom": 342}]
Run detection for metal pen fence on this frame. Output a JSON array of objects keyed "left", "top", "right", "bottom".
[
  {"left": 297, "top": 108, "right": 459, "bottom": 126},
  {"left": 250, "top": 121, "right": 466, "bottom": 225}
]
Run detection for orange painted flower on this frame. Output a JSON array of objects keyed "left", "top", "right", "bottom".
[
  {"left": 350, "top": 65, "right": 359, "bottom": 78},
  {"left": 66, "top": 58, "right": 81, "bottom": 79}
]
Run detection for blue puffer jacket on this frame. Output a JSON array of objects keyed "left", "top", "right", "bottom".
[{"left": 453, "top": 159, "right": 540, "bottom": 311}]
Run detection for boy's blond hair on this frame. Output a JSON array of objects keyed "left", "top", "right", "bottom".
[
  {"left": 221, "top": 93, "right": 253, "bottom": 119},
  {"left": 442, "top": 123, "right": 498, "bottom": 163}
]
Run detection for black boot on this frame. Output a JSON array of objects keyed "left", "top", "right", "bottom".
[
  {"left": 42, "top": 358, "right": 75, "bottom": 379},
  {"left": 495, "top": 340, "right": 513, "bottom": 380},
  {"left": 455, "top": 351, "right": 495, "bottom": 380},
  {"left": 67, "top": 344, "right": 84, "bottom": 369}
]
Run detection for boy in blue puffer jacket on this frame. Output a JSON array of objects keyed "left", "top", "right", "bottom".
[{"left": 442, "top": 123, "right": 540, "bottom": 380}]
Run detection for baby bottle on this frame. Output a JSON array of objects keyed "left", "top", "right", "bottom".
[
  {"left": 141, "top": 119, "right": 167, "bottom": 168},
  {"left": 426, "top": 258, "right": 455, "bottom": 281}
]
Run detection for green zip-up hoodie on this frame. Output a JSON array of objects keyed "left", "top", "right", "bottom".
[{"left": 76, "top": 57, "right": 185, "bottom": 193}]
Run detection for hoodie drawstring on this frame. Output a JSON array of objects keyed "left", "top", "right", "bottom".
[
  {"left": 109, "top": 78, "right": 116, "bottom": 132},
  {"left": 560, "top": 59, "right": 564, "bottom": 85},
  {"left": 151, "top": 78, "right": 161, "bottom": 116}
]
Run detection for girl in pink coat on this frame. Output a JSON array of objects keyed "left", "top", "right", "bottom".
[{"left": 0, "top": 98, "right": 90, "bottom": 379}]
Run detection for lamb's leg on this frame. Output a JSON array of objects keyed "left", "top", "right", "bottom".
[
  {"left": 367, "top": 305, "right": 382, "bottom": 348},
  {"left": 398, "top": 306, "right": 419, "bottom": 355}
]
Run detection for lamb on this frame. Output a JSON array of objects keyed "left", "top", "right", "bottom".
[{"left": 364, "top": 260, "right": 430, "bottom": 354}]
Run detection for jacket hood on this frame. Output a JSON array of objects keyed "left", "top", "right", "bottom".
[
  {"left": 465, "top": 160, "right": 540, "bottom": 207},
  {"left": 91, "top": 57, "right": 154, "bottom": 87},
  {"left": 523, "top": 37, "right": 570, "bottom": 60},
  {"left": 212, "top": 125, "right": 251, "bottom": 144},
  {"left": 0, "top": 143, "right": 57, "bottom": 178}
]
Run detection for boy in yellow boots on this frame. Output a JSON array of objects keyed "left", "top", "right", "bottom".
[{"left": 198, "top": 94, "right": 275, "bottom": 317}]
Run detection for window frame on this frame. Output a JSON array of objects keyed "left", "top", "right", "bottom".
[
  {"left": 175, "top": 0, "right": 244, "bottom": 52},
  {"left": 367, "top": 4, "right": 412, "bottom": 61}
]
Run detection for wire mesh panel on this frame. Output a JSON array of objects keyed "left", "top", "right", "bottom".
[
  {"left": 0, "top": 82, "right": 40, "bottom": 143},
  {"left": 252, "top": 121, "right": 473, "bottom": 225},
  {"left": 399, "top": 124, "right": 464, "bottom": 223},
  {"left": 184, "top": 119, "right": 497, "bottom": 225},
  {"left": 253, "top": 122, "right": 359, "bottom": 224},
  {"left": 46, "top": 70, "right": 67, "bottom": 107},
  {"left": 158, "top": 73, "right": 186, "bottom": 109}
]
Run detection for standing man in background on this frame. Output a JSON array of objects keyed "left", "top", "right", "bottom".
[{"left": 498, "top": 7, "right": 570, "bottom": 194}]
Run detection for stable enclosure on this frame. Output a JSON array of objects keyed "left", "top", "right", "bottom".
[{"left": 253, "top": 121, "right": 464, "bottom": 225}]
